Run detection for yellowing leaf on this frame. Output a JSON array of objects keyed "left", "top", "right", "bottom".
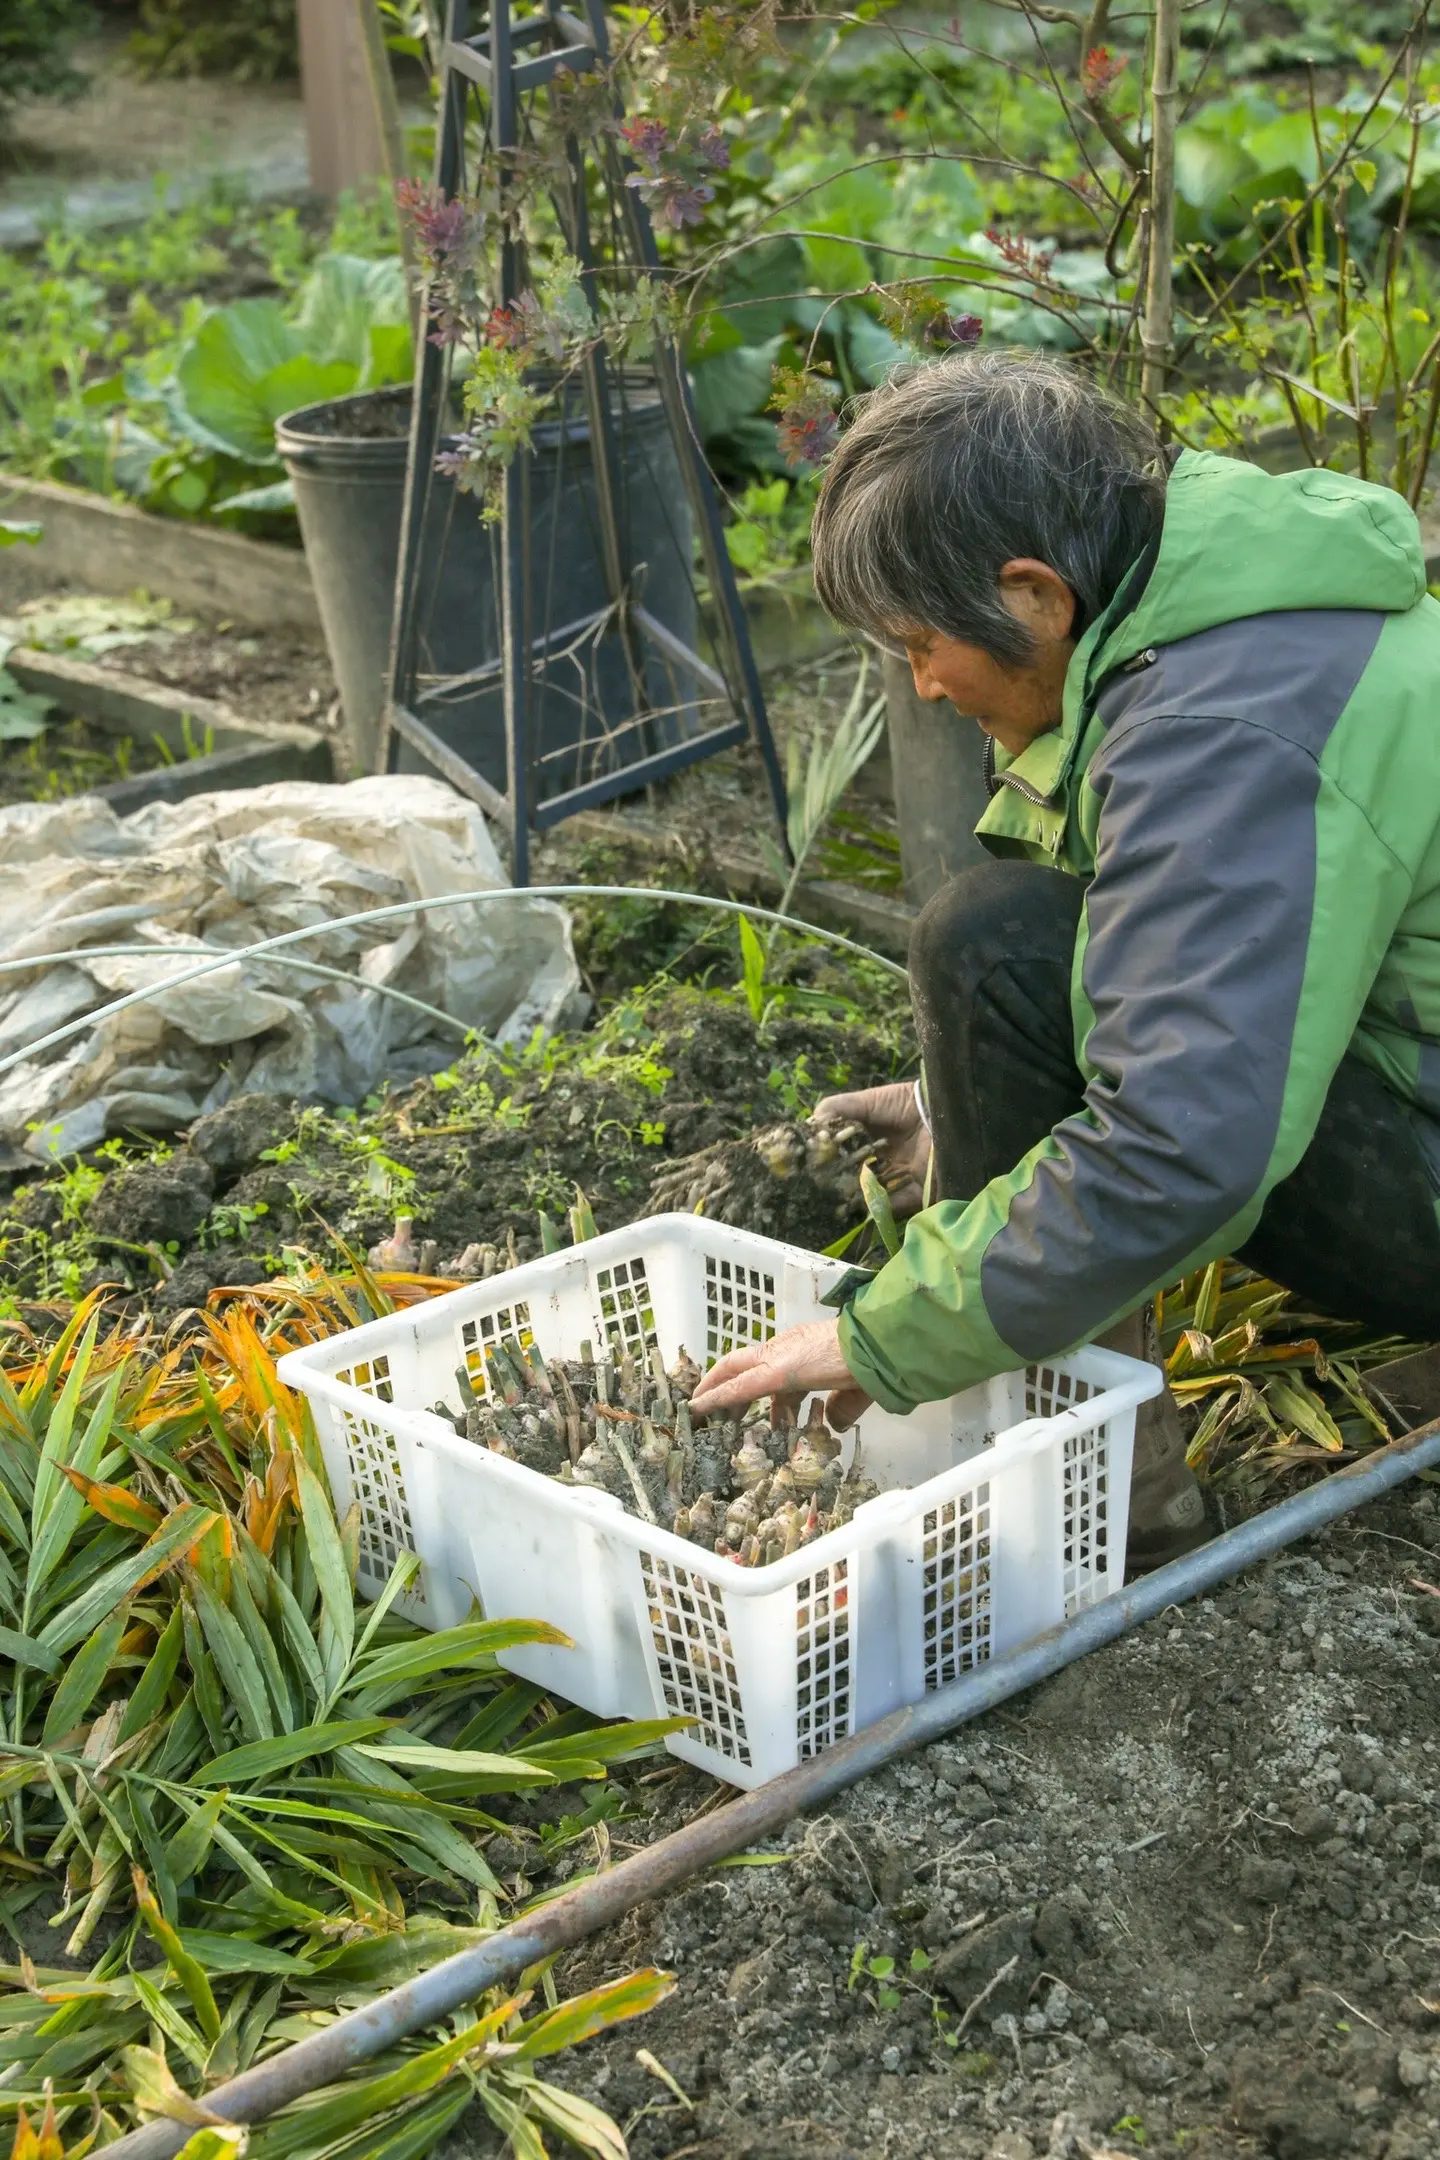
[
  {"left": 512, "top": 1968, "right": 676, "bottom": 2059},
  {"left": 59, "top": 1465, "right": 162, "bottom": 1535},
  {"left": 132, "top": 1866, "right": 222, "bottom": 2044},
  {"left": 119, "top": 2044, "right": 228, "bottom": 2126},
  {"left": 9, "top": 2087, "right": 62, "bottom": 2160},
  {"left": 171, "top": 2132, "right": 247, "bottom": 2160},
  {"left": 1265, "top": 1374, "right": 1346, "bottom": 1452}
]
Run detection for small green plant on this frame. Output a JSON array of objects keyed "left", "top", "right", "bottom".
[
  {"left": 128, "top": 0, "right": 299, "bottom": 80},
  {"left": 153, "top": 712, "right": 216, "bottom": 765},
  {"left": 767, "top": 1050, "right": 815, "bottom": 1117},
  {"left": 723, "top": 475, "right": 817, "bottom": 582},
  {"left": 847, "top": 1943, "right": 903, "bottom": 2010},
  {"left": 200, "top": 1199, "right": 270, "bottom": 1249},
  {"left": 53, "top": 1155, "right": 105, "bottom": 1226},
  {"left": 0, "top": 0, "right": 91, "bottom": 115}
]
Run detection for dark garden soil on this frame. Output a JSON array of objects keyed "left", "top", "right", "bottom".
[
  {"left": 0, "top": 977, "right": 908, "bottom": 1310},
  {"left": 88, "top": 620, "right": 337, "bottom": 734},
  {"left": 458, "top": 1485, "right": 1440, "bottom": 2160}
]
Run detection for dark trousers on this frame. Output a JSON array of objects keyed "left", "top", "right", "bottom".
[{"left": 910, "top": 860, "right": 1440, "bottom": 1340}]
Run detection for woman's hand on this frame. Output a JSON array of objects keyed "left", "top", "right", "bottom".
[
  {"left": 688, "top": 1317, "right": 873, "bottom": 1433},
  {"left": 813, "top": 1079, "right": 932, "bottom": 1218}
]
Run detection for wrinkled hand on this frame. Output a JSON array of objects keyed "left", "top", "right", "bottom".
[
  {"left": 813, "top": 1079, "right": 931, "bottom": 1219},
  {"left": 689, "top": 1317, "right": 873, "bottom": 1433}
]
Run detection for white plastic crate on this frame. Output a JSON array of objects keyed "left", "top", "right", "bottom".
[{"left": 277, "top": 1216, "right": 1160, "bottom": 1788}]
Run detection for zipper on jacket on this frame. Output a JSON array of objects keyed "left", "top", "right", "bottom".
[{"left": 982, "top": 732, "right": 1055, "bottom": 807}]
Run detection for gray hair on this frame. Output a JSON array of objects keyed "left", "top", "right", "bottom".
[{"left": 810, "top": 350, "right": 1166, "bottom": 663}]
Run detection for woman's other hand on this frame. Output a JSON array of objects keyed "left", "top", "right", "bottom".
[{"left": 812, "top": 1079, "right": 931, "bottom": 1218}]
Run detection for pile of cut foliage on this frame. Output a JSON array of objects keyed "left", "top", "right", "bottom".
[{"left": 0, "top": 1278, "right": 681, "bottom": 2159}]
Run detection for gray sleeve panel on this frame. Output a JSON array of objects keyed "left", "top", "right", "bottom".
[
  {"left": 978, "top": 608, "right": 1385, "bottom": 1361},
  {"left": 1094, "top": 608, "right": 1384, "bottom": 755}
]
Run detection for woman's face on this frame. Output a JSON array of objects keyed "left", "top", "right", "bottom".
[{"left": 902, "top": 559, "right": 1077, "bottom": 757}]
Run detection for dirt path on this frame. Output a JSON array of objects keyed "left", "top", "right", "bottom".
[{"left": 492, "top": 1483, "right": 1440, "bottom": 2160}]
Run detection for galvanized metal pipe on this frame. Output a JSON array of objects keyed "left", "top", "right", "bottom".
[
  {"left": 0, "top": 946, "right": 469, "bottom": 1042},
  {"left": 0, "top": 885, "right": 907, "bottom": 1083},
  {"left": 104, "top": 1413, "right": 1440, "bottom": 2160}
]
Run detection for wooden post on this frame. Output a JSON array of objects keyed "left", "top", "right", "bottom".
[
  {"left": 297, "top": 0, "right": 387, "bottom": 198},
  {"left": 882, "top": 651, "right": 990, "bottom": 911},
  {"left": 1140, "top": 0, "right": 1182, "bottom": 411}
]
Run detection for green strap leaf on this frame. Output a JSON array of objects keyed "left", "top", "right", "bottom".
[
  {"left": 187, "top": 1576, "right": 275, "bottom": 1746},
  {"left": 355, "top": 1740, "right": 558, "bottom": 1780},
  {"left": 227, "top": 1557, "right": 297, "bottom": 1736},
  {"left": 133, "top": 1865, "right": 222, "bottom": 2045},
  {"left": 0, "top": 1622, "right": 60, "bottom": 1676},
  {"left": 292, "top": 1452, "right": 354, "bottom": 1695},
  {"left": 163, "top": 1789, "right": 228, "bottom": 1880},
  {"left": 28, "top": 1314, "right": 100, "bottom": 1539},
  {"left": 238, "top": 1526, "right": 326, "bottom": 1710},
  {"left": 241, "top": 2004, "right": 521, "bottom": 2160},
  {"left": 41, "top": 1603, "right": 129, "bottom": 1745},
  {"left": 120, "top": 1603, "right": 184, "bottom": 1742},
  {"left": 37, "top": 1501, "right": 218, "bottom": 1655},
  {"left": 190, "top": 1718, "right": 396, "bottom": 1787},
  {"left": 518, "top": 1716, "right": 692, "bottom": 1765},
  {"left": 351, "top": 1617, "right": 571, "bottom": 1696}
]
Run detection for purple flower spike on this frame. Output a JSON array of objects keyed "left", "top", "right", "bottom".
[
  {"left": 930, "top": 311, "right": 984, "bottom": 348},
  {"left": 620, "top": 117, "right": 671, "bottom": 175},
  {"left": 659, "top": 180, "right": 715, "bottom": 228},
  {"left": 396, "top": 178, "right": 469, "bottom": 263}
]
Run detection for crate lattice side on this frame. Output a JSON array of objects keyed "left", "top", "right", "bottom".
[
  {"left": 593, "top": 1255, "right": 658, "bottom": 1360},
  {"left": 639, "top": 1550, "right": 751, "bottom": 1768},
  {"left": 703, "top": 1254, "right": 776, "bottom": 1362},
  {"left": 922, "top": 1481, "right": 993, "bottom": 1689},
  {"left": 1026, "top": 1363, "right": 1115, "bottom": 1612},
  {"left": 1062, "top": 1418, "right": 1114, "bottom": 1612},
  {"left": 795, "top": 1559, "right": 852, "bottom": 1757},
  {"left": 330, "top": 1353, "right": 415, "bottom": 1587}
]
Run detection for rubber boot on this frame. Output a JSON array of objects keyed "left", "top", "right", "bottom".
[{"left": 1097, "top": 1306, "right": 1209, "bottom": 1573}]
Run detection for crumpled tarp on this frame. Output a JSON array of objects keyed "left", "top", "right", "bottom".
[{"left": 0, "top": 775, "right": 579, "bottom": 1162}]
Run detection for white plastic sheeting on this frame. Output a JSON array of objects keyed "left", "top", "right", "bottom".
[{"left": 0, "top": 776, "right": 579, "bottom": 1162}]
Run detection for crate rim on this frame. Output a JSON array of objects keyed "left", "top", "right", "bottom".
[
  {"left": 275, "top": 1212, "right": 854, "bottom": 1385},
  {"left": 279, "top": 1351, "right": 1161, "bottom": 1600}
]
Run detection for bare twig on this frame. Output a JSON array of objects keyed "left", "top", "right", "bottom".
[
  {"left": 955, "top": 1952, "right": 1021, "bottom": 2038},
  {"left": 1139, "top": 0, "right": 1181, "bottom": 410}
]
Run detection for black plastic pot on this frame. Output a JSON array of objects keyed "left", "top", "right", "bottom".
[{"left": 276, "top": 381, "right": 696, "bottom": 791}]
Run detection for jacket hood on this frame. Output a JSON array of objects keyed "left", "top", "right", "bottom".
[
  {"left": 985, "top": 449, "right": 1428, "bottom": 815},
  {"left": 1094, "top": 448, "right": 1428, "bottom": 675}
]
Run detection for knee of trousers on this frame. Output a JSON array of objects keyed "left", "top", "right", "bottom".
[{"left": 908, "top": 858, "right": 1083, "bottom": 1010}]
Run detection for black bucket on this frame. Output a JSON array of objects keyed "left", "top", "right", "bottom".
[{"left": 276, "top": 380, "right": 696, "bottom": 792}]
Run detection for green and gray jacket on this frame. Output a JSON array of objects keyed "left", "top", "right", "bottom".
[{"left": 837, "top": 448, "right": 1440, "bottom": 1414}]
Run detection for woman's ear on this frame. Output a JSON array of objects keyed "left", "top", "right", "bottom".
[{"left": 997, "top": 559, "right": 1077, "bottom": 644}]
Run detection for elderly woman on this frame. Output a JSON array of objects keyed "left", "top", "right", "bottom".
[{"left": 691, "top": 349, "right": 1440, "bottom": 1567}]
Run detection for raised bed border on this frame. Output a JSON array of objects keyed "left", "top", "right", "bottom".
[
  {"left": 4, "top": 645, "right": 333, "bottom": 814},
  {"left": 0, "top": 472, "right": 322, "bottom": 637}
]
